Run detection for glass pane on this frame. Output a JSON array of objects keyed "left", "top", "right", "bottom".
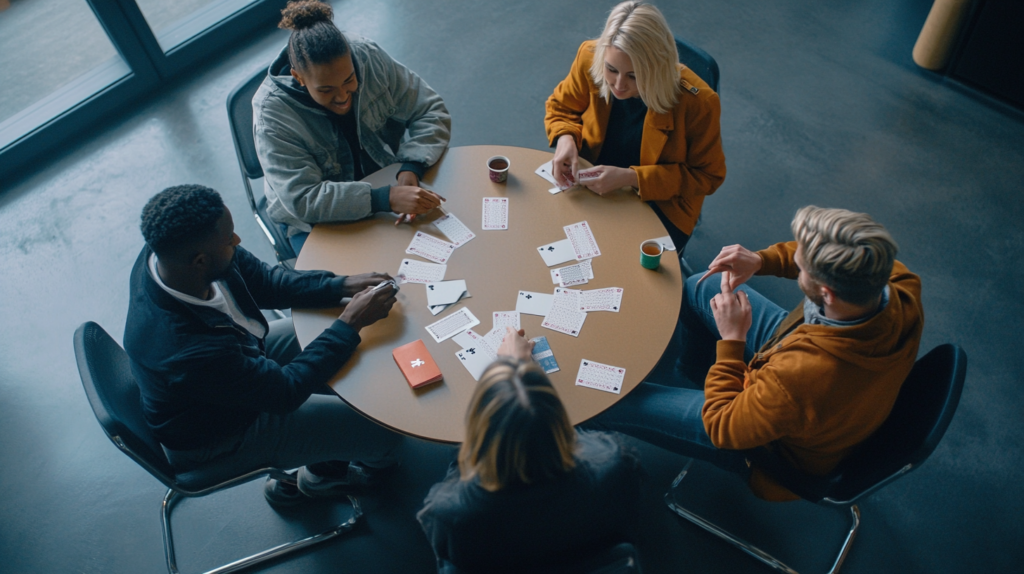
[
  {"left": 135, "top": 0, "right": 258, "bottom": 51},
  {"left": 0, "top": 0, "right": 127, "bottom": 127}
]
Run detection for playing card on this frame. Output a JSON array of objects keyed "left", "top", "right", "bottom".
[
  {"left": 516, "top": 290, "right": 554, "bottom": 316},
  {"left": 406, "top": 231, "right": 456, "bottom": 264},
  {"left": 536, "top": 239, "right": 576, "bottom": 267},
  {"left": 534, "top": 160, "right": 558, "bottom": 186},
  {"left": 492, "top": 311, "right": 521, "bottom": 331},
  {"left": 482, "top": 197, "right": 509, "bottom": 230},
  {"left": 425, "top": 280, "right": 468, "bottom": 308},
  {"left": 563, "top": 221, "right": 601, "bottom": 260},
  {"left": 550, "top": 259, "right": 593, "bottom": 285},
  {"left": 483, "top": 326, "right": 509, "bottom": 352},
  {"left": 452, "top": 329, "right": 494, "bottom": 353},
  {"left": 575, "top": 359, "right": 626, "bottom": 394},
  {"left": 579, "top": 287, "right": 624, "bottom": 312},
  {"left": 425, "top": 308, "right": 480, "bottom": 343},
  {"left": 577, "top": 168, "right": 601, "bottom": 183},
  {"left": 433, "top": 212, "right": 476, "bottom": 247},
  {"left": 396, "top": 259, "right": 446, "bottom": 284},
  {"left": 456, "top": 346, "right": 497, "bottom": 381},
  {"left": 652, "top": 235, "right": 676, "bottom": 251},
  {"left": 553, "top": 262, "right": 589, "bottom": 287},
  {"left": 548, "top": 186, "right": 563, "bottom": 195},
  {"left": 541, "top": 288, "right": 587, "bottom": 337},
  {"left": 529, "top": 336, "right": 560, "bottom": 374}
]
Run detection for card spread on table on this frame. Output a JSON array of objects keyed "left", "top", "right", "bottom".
[
  {"left": 652, "top": 235, "right": 676, "bottom": 251},
  {"left": 392, "top": 339, "right": 443, "bottom": 389},
  {"left": 433, "top": 212, "right": 476, "bottom": 247},
  {"left": 575, "top": 359, "right": 626, "bottom": 394},
  {"left": 563, "top": 221, "right": 601, "bottom": 260},
  {"left": 550, "top": 259, "right": 593, "bottom": 285},
  {"left": 536, "top": 239, "right": 576, "bottom": 267},
  {"left": 425, "top": 307, "right": 480, "bottom": 343},
  {"left": 541, "top": 288, "right": 587, "bottom": 337},
  {"left": 452, "top": 329, "right": 494, "bottom": 354},
  {"left": 530, "top": 336, "right": 560, "bottom": 374},
  {"left": 580, "top": 287, "right": 624, "bottom": 312},
  {"left": 455, "top": 346, "right": 497, "bottom": 381},
  {"left": 428, "top": 291, "right": 471, "bottom": 316},
  {"left": 483, "top": 326, "right": 508, "bottom": 352},
  {"left": 406, "top": 231, "right": 456, "bottom": 264},
  {"left": 397, "top": 259, "right": 446, "bottom": 284},
  {"left": 516, "top": 290, "right": 554, "bottom": 316},
  {"left": 492, "top": 311, "right": 521, "bottom": 331},
  {"left": 534, "top": 160, "right": 558, "bottom": 186},
  {"left": 425, "top": 280, "right": 468, "bottom": 308},
  {"left": 482, "top": 197, "right": 509, "bottom": 230}
]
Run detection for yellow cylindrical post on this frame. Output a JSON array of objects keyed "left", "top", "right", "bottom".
[{"left": 913, "top": 0, "right": 973, "bottom": 71}]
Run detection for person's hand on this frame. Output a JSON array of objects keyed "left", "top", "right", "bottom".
[
  {"left": 710, "top": 272, "right": 752, "bottom": 342},
  {"left": 552, "top": 134, "right": 579, "bottom": 189},
  {"left": 390, "top": 185, "right": 445, "bottom": 225},
  {"left": 497, "top": 327, "right": 535, "bottom": 361},
  {"left": 697, "top": 244, "right": 762, "bottom": 291},
  {"left": 580, "top": 165, "right": 638, "bottom": 196},
  {"left": 395, "top": 170, "right": 419, "bottom": 188},
  {"left": 341, "top": 272, "right": 394, "bottom": 297},
  {"left": 339, "top": 283, "right": 397, "bottom": 331}
]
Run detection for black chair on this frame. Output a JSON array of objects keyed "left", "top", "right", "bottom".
[
  {"left": 438, "top": 541, "right": 643, "bottom": 574},
  {"left": 227, "top": 66, "right": 297, "bottom": 267},
  {"left": 74, "top": 322, "right": 360, "bottom": 574},
  {"left": 665, "top": 344, "right": 967, "bottom": 574},
  {"left": 676, "top": 37, "right": 720, "bottom": 93}
]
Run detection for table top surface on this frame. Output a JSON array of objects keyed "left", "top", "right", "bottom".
[{"left": 294, "top": 145, "right": 682, "bottom": 443}]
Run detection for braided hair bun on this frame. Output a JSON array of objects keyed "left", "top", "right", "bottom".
[{"left": 278, "top": 1, "right": 333, "bottom": 30}]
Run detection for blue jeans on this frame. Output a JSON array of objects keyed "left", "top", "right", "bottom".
[
  {"left": 165, "top": 318, "right": 401, "bottom": 473},
  {"left": 588, "top": 272, "right": 790, "bottom": 475}
]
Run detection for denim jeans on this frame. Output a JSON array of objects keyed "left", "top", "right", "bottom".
[
  {"left": 588, "top": 272, "right": 791, "bottom": 475},
  {"left": 164, "top": 318, "right": 401, "bottom": 473}
]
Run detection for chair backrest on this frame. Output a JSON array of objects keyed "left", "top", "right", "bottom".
[
  {"left": 74, "top": 322, "right": 178, "bottom": 485},
  {"left": 675, "top": 37, "right": 720, "bottom": 93},
  {"left": 749, "top": 344, "right": 967, "bottom": 503},
  {"left": 227, "top": 66, "right": 267, "bottom": 182}
]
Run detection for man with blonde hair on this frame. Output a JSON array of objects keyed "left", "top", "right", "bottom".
[{"left": 592, "top": 206, "right": 923, "bottom": 500}]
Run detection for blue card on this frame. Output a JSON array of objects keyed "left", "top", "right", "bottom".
[{"left": 530, "top": 336, "right": 560, "bottom": 374}]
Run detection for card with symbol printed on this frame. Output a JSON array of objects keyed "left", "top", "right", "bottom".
[
  {"left": 541, "top": 288, "right": 587, "bottom": 337},
  {"left": 406, "top": 231, "right": 456, "bottom": 264},
  {"left": 579, "top": 287, "right": 623, "bottom": 312},
  {"left": 536, "top": 239, "right": 576, "bottom": 267},
  {"left": 492, "top": 311, "right": 521, "bottom": 331},
  {"left": 425, "top": 307, "right": 480, "bottom": 343},
  {"left": 574, "top": 359, "right": 625, "bottom": 394},
  {"left": 563, "top": 221, "right": 601, "bottom": 260},
  {"left": 550, "top": 259, "right": 593, "bottom": 285},
  {"left": 482, "top": 197, "right": 509, "bottom": 230},
  {"left": 515, "top": 290, "right": 554, "bottom": 316},
  {"left": 451, "top": 329, "right": 496, "bottom": 356},
  {"left": 425, "top": 280, "right": 468, "bottom": 308},
  {"left": 456, "top": 346, "right": 497, "bottom": 381},
  {"left": 392, "top": 339, "right": 443, "bottom": 388},
  {"left": 529, "top": 336, "right": 560, "bottom": 374},
  {"left": 397, "top": 259, "right": 446, "bottom": 284},
  {"left": 433, "top": 212, "right": 476, "bottom": 247}
]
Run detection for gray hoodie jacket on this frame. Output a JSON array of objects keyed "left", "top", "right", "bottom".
[{"left": 253, "top": 37, "right": 451, "bottom": 234}]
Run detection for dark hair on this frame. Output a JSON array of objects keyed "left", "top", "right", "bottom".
[
  {"left": 458, "top": 360, "right": 576, "bottom": 491},
  {"left": 278, "top": 0, "right": 350, "bottom": 71},
  {"left": 140, "top": 185, "right": 225, "bottom": 257}
]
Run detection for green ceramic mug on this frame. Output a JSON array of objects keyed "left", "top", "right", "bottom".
[{"left": 640, "top": 240, "right": 663, "bottom": 269}]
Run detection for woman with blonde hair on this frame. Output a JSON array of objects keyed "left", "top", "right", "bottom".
[
  {"left": 417, "top": 329, "right": 643, "bottom": 573},
  {"left": 545, "top": 1, "right": 726, "bottom": 253}
]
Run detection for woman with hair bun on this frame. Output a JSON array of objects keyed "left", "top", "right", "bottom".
[
  {"left": 417, "top": 328, "right": 644, "bottom": 573},
  {"left": 545, "top": 1, "right": 726, "bottom": 253},
  {"left": 254, "top": 0, "right": 451, "bottom": 252}
]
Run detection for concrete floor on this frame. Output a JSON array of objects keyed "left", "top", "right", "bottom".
[{"left": 2, "top": 0, "right": 1023, "bottom": 572}]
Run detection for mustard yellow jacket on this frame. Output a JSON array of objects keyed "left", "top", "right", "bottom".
[
  {"left": 703, "top": 241, "right": 925, "bottom": 500},
  {"left": 544, "top": 41, "right": 727, "bottom": 235}
]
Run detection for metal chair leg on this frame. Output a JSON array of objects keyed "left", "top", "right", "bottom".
[
  {"left": 665, "top": 464, "right": 862, "bottom": 574},
  {"left": 161, "top": 487, "right": 363, "bottom": 574}
]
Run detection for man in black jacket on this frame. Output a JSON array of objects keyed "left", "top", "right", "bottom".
[{"left": 125, "top": 184, "right": 401, "bottom": 507}]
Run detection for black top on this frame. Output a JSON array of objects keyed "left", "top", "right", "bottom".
[
  {"left": 416, "top": 432, "right": 644, "bottom": 573},
  {"left": 124, "top": 246, "right": 358, "bottom": 451},
  {"left": 597, "top": 96, "right": 647, "bottom": 169}
]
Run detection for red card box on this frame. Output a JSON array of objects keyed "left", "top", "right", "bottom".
[{"left": 393, "top": 339, "right": 443, "bottom": 388}]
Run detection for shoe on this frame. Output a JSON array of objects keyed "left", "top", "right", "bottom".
[
  {"left": 263, "top": 471, "right": 309, "bottom": 508},
  {"left": 297, "top": 461, "right": 397, "bottom": 498}
]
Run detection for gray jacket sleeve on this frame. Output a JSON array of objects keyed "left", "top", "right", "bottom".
[{"left": 374, "top": 47, "right": 451, "bottom": 168}]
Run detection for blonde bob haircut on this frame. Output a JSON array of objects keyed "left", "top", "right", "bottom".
[
  {"left": 791, "top": 206, "right": 898, "bottom": 306},
  {"left": 457, "top": 359, "right": 577, "bottom": 492},
  {"left": 590, "top": 1, "right": 681, "bottom": 115}
]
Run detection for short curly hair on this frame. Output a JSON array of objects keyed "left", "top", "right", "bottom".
[{"left": 140, "top": 185, "right": 225, "bottom": 256}]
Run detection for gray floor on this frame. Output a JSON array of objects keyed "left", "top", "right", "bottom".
[{"left": 2, "top": 0, "right": 1023, "bottom": 572}]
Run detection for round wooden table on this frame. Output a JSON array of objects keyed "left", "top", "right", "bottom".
[{"left": 294, "top": 145, "right": 682, "bottom": 443}]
